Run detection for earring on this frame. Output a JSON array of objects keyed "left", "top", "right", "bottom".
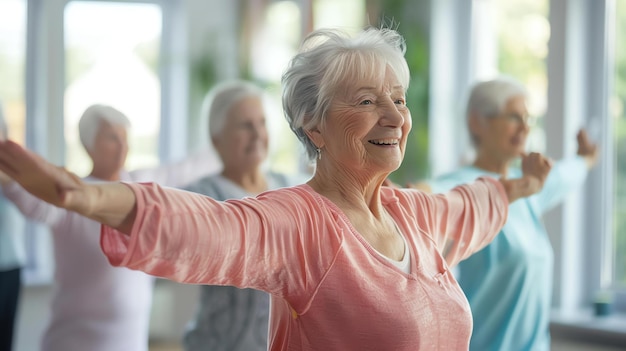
[{"left": 316, "top": 148, "right": 321, "bottom": 160}]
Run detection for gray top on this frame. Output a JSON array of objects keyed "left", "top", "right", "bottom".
[{"left": 183, "top": 172, "right": 294, "bottom": 351}]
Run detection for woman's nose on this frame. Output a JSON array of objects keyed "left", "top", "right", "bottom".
[
  {"left": 252, "top": 124, "right": 267, "bottom": 138},
  {"left": 380, "top": 100, "right": 405, "bottom": 127}
]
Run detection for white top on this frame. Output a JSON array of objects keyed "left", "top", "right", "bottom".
[
  {"left": 2, "top": 150, "right": 220, "bottom": 351},
  {"left": 377, "top": 230, "right": 411, "bottom": 274}
]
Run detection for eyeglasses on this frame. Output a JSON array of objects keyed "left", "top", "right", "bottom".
[{"left": 499, "top": 113, "right": 536, "bottom": 128}]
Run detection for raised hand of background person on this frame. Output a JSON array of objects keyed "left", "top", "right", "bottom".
[
  {"left": 499, "top": 152, "right": 552, "bottom": 203},
  {"left": 521, "top": 151, "right": 552, "bottom": 185},
  {"left": 576, "top": 128, "right": 600, "bottom": 169}
]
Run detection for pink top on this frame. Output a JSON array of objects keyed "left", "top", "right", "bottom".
[{"left": 102, "top": 177, "right": 508, "bottom": 351}]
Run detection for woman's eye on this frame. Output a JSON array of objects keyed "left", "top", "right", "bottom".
[
  {"left": 360, "top": 99, "right": 373, "bottom": 105},
  {"left": 394, "top": 99, "right": 406, "bottom": 105}
]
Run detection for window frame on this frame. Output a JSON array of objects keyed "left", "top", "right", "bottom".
[
  {"left": 430, "top": 0, "right": 625, "bottom": 341},
  {"left": 21, "top": 0, "right": 186, "bottom": 284}
]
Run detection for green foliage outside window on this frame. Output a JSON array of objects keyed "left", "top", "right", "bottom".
[{"left": 612, "top": 0, "right": 626, "bottom": 288}]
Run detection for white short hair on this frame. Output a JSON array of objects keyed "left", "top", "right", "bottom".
[
  {"left": 466, "top": 76, "right": 527, "bottom": 145},
  {"left": 466, "top": 76, "right": 527, "bottom": 119},
  {"left": 281, "top": 27, "right": 410, "bottom": 161},
  {"left": 201, "top": 80, "right": 265, "bottom": 139},
  {"left": 78, "top": 104, "right": 131, "bottom": 151}
]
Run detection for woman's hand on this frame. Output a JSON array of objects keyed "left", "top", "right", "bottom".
[
  {"left": 521, "top": 152, "right": 552, "bottom": 186},
  {"left": 0, "top": 140, "right": 137, "bottom": 233},
  {"left": 500, "top": 152, "right": 552, "bottom": 203},
  {"left": 0, "top": 168, "right": 12, "bottom": 185},
  {"left": 0, "top": 140, "right": 90, "bottom": 211},
  {"left": 576, "top": 129, "right": 599, "bottom": 169}
]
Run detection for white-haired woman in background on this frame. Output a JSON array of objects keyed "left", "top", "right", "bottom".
[
  {"left": 0, "top": 102, "right": 27, "bottom": 351},
  {"left": 0, "top": 28, "right": 552, "bottom": 350},
  {"left": 0, "top": 104, "right": 219, "bottom": 351},
  {"left": 422, "top": 77, "right": 599, "bottom": 351},
  {"left": 183, "top": 80, "right": 303, "bottom": 351}
]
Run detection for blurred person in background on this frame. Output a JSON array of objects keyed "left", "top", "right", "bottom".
[
  {"left": 419, "top": 76, "right": 599, "bottom": 351},
  {"left": 0, "top": 101, "right": 27, "bottom": 351},
  {"left": 183, "top": 80, "right": 305, "bottom": 351},
  {"left": 0, "top": 104, "right": 219, "bottom": 351}
]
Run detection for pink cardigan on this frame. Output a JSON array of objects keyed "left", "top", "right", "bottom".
[{"left": 102, "top": 178, "right": 508, "bottom": 350}]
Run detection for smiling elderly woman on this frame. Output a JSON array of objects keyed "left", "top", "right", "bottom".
[
  {"left": 0, "top": 27, "right": 551, "bottom": 350},
  {"left": 425, "top": 77, "right": 599, "bottom": 351}
]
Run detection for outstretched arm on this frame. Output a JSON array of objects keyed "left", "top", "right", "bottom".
[
  {"left": 407, "top": 152, "right": 552, "bottom": 202},
  {"left": 0, "top": 140, "right": 137, "bottom": 234}
]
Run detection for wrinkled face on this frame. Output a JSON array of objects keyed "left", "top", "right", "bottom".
[
  {"left": 310, "top": 67, "right": 411, "bottom": 175},
  {"left": 477, "top": 95, "right": 530, "bottom": 160},
  {"left": 89, "top": 120, "right": 128, "bottom": 172},
  {"left": 213, "top": 96, "right": 268, "bottom": 170}
]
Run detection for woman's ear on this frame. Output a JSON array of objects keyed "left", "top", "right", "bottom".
[
  {"left": 304, "top": 127, "right": 324, "bottom": 149},
  {"left": 468, "top": 113, "right": 485, "bottom": 142}
]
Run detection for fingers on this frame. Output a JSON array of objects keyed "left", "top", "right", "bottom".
[
  {"left": 577, "top": 132, "right": 584, "bottom": 145},
  {"left": 0, "top": 168, "right": 13, "bottom": 184},
  {"left": 0, "top": 141, "right": 22, "bottom": 178},
  {"left": 521, "top": 151, "right": 549, "bottom": 164},
  {"left": 521, "top": 151, "right": 552, "bottom": 184},
  {"left": 576, "top": 128, "right": 600, "bottom": 159}
]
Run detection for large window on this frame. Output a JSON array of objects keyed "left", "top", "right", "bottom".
[
  {"left": 245, "top": 0, "right": 367, "bottom": 176},
  {"left": 486, "top": 0, "right": 550, "bottom": 152},
  {"left": 0, "top": 0, "right": 26, "bottom": 143},
  {"left": 610, "top": 0, "right": 626, "bottom": 289},
  {"left": 64, "top": 1, "right": 162, "bottom": 176},
  {"left": 247, "top": 0, "right": 302, "bottom": 174}
]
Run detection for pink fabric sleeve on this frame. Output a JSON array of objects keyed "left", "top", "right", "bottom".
[
  {"left": 399, "top": 177, "right": 508, "bottom": 268},
  {"left": 100, "top": 183, "right": 342, "bottom": 307}
]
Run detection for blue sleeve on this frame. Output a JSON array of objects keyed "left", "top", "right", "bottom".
[{"left": 534, "top": 156, "right": 588, "bottom": 213}]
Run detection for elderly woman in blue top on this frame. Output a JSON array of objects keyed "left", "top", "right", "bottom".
[
  {"left": 422, "top": 77, "right": 599, "bottom": 351},
  {"left": 0, "top": 102, "right": 27, "bottom": 351}
]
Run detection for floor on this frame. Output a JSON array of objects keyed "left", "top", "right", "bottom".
[
  {"left": 148, "top": 338, "right": 626, "bottom": 351},
  {"left": 149, "top": 342, "right": 183, "bottom": 351}
]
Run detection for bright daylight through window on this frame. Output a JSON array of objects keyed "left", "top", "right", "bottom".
[{"left": 64, "top": 1, "right": 162, "bottom": 176}]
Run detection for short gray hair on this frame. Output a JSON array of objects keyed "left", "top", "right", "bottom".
[
  {"left": 78, "top": 104, "right": 131, "bottom": 151},
  {"left": 281, "top": 27, "right": 410, "bottom": 161},
  {"left": 466, "top": 76, "right": 527, "bottom": 119},
  {"left": 466, "top": 76, "right": 527, "bottom": 145},
  {"left": 202, "top": 80, "right": 265, "bottom": 139}
]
